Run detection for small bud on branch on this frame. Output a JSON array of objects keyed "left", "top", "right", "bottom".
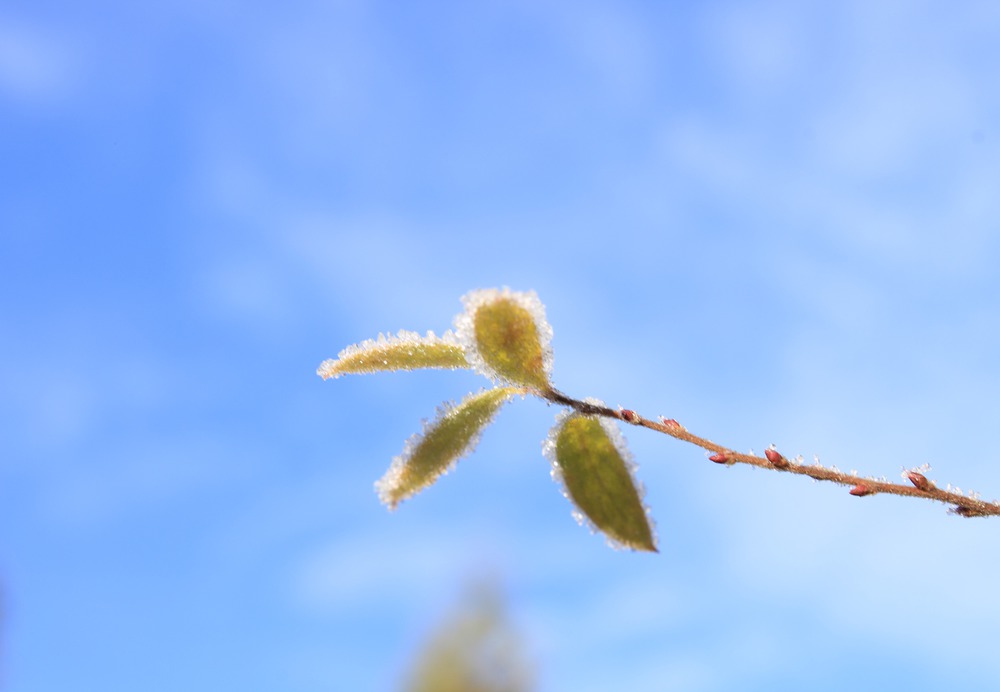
[
  {"left": 952, "top": 505, "right": 989, "bottom": 518},
  {"left": 619, "top": 409, "right": 641, "bottom": 424},
  {"left": 765, "top": 447, "right": 790, "bottom": 470},
  {"left": 906, "top": 471, "right": 934, "bottom": 492}
]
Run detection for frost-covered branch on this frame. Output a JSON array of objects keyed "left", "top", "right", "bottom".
[
  {"left": 544, "top": 388, "right": 1000, "bottom": 518},
  {"left": 318, "top": 287, "right": 1000, "bottom": 553}
]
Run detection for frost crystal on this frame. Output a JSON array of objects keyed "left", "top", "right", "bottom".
[
  {"left": 454, "top": 287, "right": 554, "bottom": 388},
  {"left": 900, "top": 463, "right": 933, "bottom": 481}
]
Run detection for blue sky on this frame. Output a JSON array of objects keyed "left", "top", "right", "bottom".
[{"left": 3, "top": 1, "right": 1000, "bottom": 690}]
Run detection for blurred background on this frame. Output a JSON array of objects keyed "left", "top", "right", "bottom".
[{"left": 3, "top": 1, "right": 1000, "bottom": 689}]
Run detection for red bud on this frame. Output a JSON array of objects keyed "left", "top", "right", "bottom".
[
  {"left": 660, "top": 417, "right": 682, "bottom": 430},
  {"left": 708, "top": 452, "right": 731, "bottom": 464},
  {"left": 764, "top": 448, "right": 789, "bottom": 469},
  {"left": 619, "top": 409, "right": 640, "bottom": 424},
  {"left": 849, "top": 484, "right": 875, "bottom": 497},
  {"left": 906, "top": 471, "right": 933, "bottom": 492}
]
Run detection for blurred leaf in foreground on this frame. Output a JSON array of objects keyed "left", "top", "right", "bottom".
[{"left": 403, "top": 581, "right": 535, "bottom": 692}]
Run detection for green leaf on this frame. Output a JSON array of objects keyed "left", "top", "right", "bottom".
[
  {"left": 317, "top": 330, "right": 468, "bottom": 380},
  {"left": 455, "top": 288, "right": 553, "bottom": 391},
  {"left": 545, "top": 410, "right": 657, "bottom": 552},
  {"left": 376, "top": 387, "right": 521, "bottom": 509}
]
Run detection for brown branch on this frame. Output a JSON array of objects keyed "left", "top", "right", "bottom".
[{"left": 541, "top": 387, "right": 1000, "bottom": 518}]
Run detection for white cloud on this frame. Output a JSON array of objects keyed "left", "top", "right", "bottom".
[
  {"left": 288, "top": 525, "right": 500, "bottom": 614},
  {"left": 656, "top": 2, "right": 1000, "bottom": 281},
  {"left": 710, "top": 460, "right": 1000, "bottom": 676},
  {"left": 704, "top": 2, "right": 813, "bottom": 94},
  {"left": 280, "top": 212, "right": 476, "bottom": 327},
  {"left": 4, "top": 346, "right": 182, "bottom": 461},
  {"left": 201, "top": 257, "right": 297, "bottom": 330},
  {"left": 41, "top": 433, "right": 252, "bottom": 526},
  {"left": 542, "top": 0, "right": 655, "bottom": 103},
  {"left": 0, "top": 16, "right": 83, "bottom": 105}
]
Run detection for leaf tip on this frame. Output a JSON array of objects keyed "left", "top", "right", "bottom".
[
  {"left": 317, "top": 358, "right": 340, "bottom": 380},
  {"left": 374, "top": 469, "right": 403, "bottom": 510}
]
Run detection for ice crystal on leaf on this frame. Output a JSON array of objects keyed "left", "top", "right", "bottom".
[
  {"left": 543, "top": 404, "right": 657, "bottom": 552},
  {"left": 455, "top": 288, "right": 553, "bottom": 391},
  {"left": 317, "top": 329, "right": 468, "bottom": 380},
  {"left": 375, "top": 387, "right": 521, "bottom": 509}
]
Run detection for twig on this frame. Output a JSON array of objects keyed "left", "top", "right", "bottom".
[{"left": 543, "top": 387, "right": 1000, "bottom": 518}]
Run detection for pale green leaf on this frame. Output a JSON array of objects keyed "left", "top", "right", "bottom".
[
  {"left": 376, "top": 387, "right": 521, "bottom": 509},
  {"left": 454, "top": 288, "right": 553, "bottom": 391},
  {"left": 317, "top": 330, "right": 468, "bottom": 380},
  {"left": 544, "top": 409, "right": 657, "bottom": 552}
]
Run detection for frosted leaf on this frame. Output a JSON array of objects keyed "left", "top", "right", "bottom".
[
  {"left": 454, "top": 288, "right": 553, "bottom": 391},
  {"left": 543, "top": 404, "right": 657, "bottom": 552},
  {"left": 375, "top": 387, "right": 520, "bottom": 509},
  {"left": 317, "top": 329, "right": 468, "bottom": 379}
]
